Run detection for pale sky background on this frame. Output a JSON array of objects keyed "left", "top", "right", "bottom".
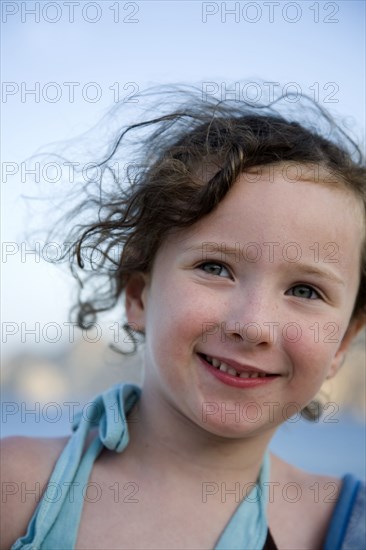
[{"left": 2, "top": 0, "right": 365, "bottom": 359}]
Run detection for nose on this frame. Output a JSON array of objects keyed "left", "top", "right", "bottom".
[{"left": 221, "top": 285, "right": 279, "bottom": 347}]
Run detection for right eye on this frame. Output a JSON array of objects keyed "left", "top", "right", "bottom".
[{"left": 197, "top": 262, "right": 232, "bottom": 278}]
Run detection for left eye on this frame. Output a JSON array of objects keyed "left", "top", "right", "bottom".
[
  {"left": 287, "top": 285, "right": 321, "bottom": 300},
  {"left": 197, "top": 262, "right": 231, "bottom": 278}
]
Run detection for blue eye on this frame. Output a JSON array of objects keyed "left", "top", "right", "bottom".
[
  {"left": 287, "top": 285, "right": 321, "bottom": 300},
  {"left": 198, "top": 262, "right": 231, "bottom": 278}
]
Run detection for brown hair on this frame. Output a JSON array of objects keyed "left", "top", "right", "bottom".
[{"left": 52, "top": 86, "right": 366, "bottom": 420}]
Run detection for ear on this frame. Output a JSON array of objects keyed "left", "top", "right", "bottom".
[
  {"left": 327, "top": 315, "right": 366, "bottom": 379},
  {"left": 125, "top": 273, "right": 149, "bottom": 332}
]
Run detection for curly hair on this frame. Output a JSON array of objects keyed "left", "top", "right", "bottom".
[{"left": 50, "top": 85, "right": 366, "bottom": 421}]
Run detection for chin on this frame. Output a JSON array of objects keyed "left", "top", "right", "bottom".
[{"left": 193, "top": 410, "right": 276, "bottom": 440}]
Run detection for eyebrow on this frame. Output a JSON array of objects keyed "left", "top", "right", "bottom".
[
  {"left": 288, "top": 263, "right": 345, "bottom": 287},
  {"left": 184, "top": 243, "right": 345, "bottom": 287}
]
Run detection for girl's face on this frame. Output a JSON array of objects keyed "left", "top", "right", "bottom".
[{"left": 126, "top": 164, "right": 364, "bottom": 437}]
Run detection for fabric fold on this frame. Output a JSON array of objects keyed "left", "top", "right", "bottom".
[{"left": 11, "top": 383, "right": 141, "bottom": 550}]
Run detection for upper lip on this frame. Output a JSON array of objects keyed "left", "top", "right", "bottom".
[{"left": 198, "top": 352, "right": 279, "bottom": 375}]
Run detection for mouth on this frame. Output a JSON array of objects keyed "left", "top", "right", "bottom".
[{"left": 198, "top": 353, "right": 280, "bottom": 387}]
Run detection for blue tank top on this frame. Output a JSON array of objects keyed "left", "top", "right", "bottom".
[{"left": 10, "top": 382, "right": 365, "bottom": 550}]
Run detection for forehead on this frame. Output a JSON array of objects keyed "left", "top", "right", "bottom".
[{"left": 164, "top": 164, "right": 364, "bottom": 273}]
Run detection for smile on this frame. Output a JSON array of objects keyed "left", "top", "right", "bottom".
[{"left": 198, "top": 353, "right": 280, "bottom": 388}]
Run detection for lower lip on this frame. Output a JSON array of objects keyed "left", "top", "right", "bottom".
[{"left": 198, "top": 355, "right": 279, "bottom": 388}]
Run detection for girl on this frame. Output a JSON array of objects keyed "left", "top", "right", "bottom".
[{"left": 1, "top": 86, "right": 365, "bottom": 550}]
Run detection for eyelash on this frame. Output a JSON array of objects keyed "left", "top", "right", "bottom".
[
  {"left": 197, "top": 262, "right": 322, "bottom": 300},
  {"left": 286, "top": 285, "right": 321, "bottom": 301},
  {"left": 197, "top": 261, "right": 232, "bottom": 279}
]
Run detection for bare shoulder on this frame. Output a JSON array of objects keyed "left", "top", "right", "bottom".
[
  {"left": 268, "top": 453, "right": 342, "bottom": 550},
  {"left": 0, "top": 435, "right": 69, "bottom": 550}
]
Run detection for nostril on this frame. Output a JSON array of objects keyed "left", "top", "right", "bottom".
[{"left": 230, "top": 332, "right": 244, "bottom": 343}]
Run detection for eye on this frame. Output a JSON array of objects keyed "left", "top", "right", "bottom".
[
  {"left": 197, "top": 262, "right": 232, "bottom": 278},
  {"left": 286, "top": 284, "right": 321, "bottom": 300}
]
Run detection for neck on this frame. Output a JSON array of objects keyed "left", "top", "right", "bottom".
[{"left": 126, "top": 376, "right": 277, "bottom": 482}]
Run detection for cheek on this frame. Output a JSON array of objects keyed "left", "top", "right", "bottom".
[
  {"left": 144, "top": 284, "right": 199, "bottom": 365},
  {"left": 288, "top": 329, "right": 339, "bottom": 390},
  {"left": 150, "top": 278, "right": 214, "bottom": 339}
]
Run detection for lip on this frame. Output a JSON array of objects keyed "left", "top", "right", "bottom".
[{"left": 197, "top": 353, "right": 281, "bottom": 389}]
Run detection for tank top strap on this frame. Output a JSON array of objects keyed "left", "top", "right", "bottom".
[
  {"left": 323, "top": 473, "right": 365, "bottom": 550},
  {"left": 214, "top": 451, "right": 270, "bottom": 549},
  {"left": 11, "top": 383, "right": 141, "bottom": 550}
]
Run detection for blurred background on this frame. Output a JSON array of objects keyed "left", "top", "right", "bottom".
[{"left": 2, "top": 0, "right": 365, "bottom": 478}]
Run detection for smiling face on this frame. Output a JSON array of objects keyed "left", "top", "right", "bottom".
[{"left": 126, "top": 164, "right": 365, "bottom": 438}]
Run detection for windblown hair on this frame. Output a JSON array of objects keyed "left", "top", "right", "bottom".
[{"left": 51, "top": 85, "right": 366, "bottom": 420}]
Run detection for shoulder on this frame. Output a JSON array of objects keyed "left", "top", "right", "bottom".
[
  {"left": 270, "top": 452, "right": 342, "bottom": 497},
  {"left": 268, "top": 453, "right": 342, "bottom": 550},
  {"left": 0, "top": 435, "right": 69, "bottom": 549}
]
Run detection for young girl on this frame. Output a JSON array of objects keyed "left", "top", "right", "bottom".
[{"left": 1, "top": 86, "right": 365, "bottom": 550}]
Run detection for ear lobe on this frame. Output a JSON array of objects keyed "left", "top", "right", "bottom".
[
  {"left": 125, "top": 273, "right": 149, "bottom": 331},
  {"left": 328, "top": 315, "right": 366, "bottom": 379}
]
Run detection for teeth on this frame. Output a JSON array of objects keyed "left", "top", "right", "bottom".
[{"left": 204, "top": 354, "right": 266, "bottom": 378}]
